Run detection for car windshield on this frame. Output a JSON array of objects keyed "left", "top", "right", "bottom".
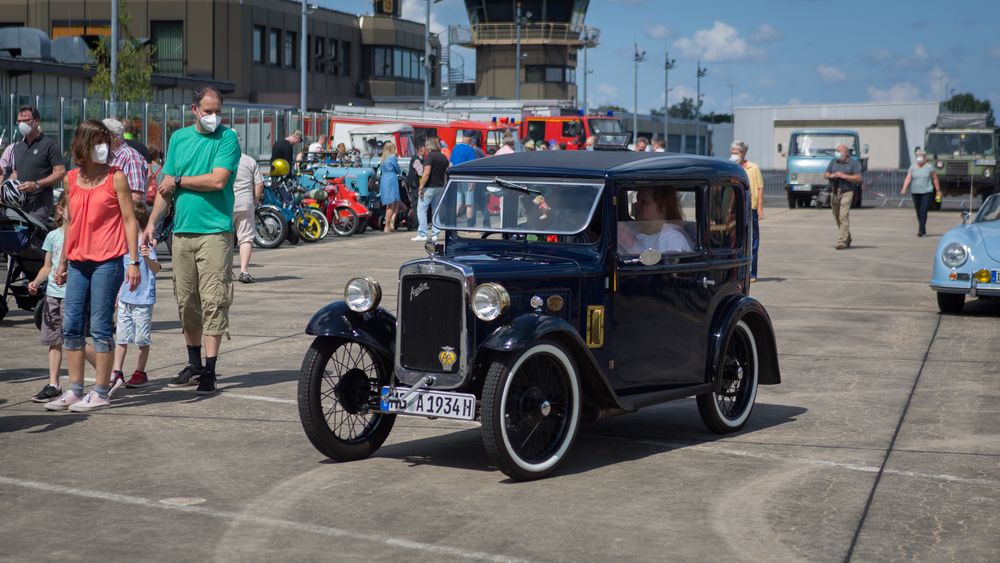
[
  {"left": 434, "top": 177, "right": 604, "bottom": 235},
  {"left": 975, "top": 195, "right": 1000, "bottom": 223},
  {"left": 925, "top": 133, "right": 995, "bottom": 157},
  {"left": 790, "top": 134, "right": 857, "bottom": 157},
  {"left": 589, "top": 119, "right": 623, "bottom": 135}
]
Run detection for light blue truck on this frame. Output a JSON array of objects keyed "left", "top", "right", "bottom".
[{"left": 779, "top": 129, "right": 868, "bottom": 209}]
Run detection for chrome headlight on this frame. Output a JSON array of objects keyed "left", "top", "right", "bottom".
[
  {"left": 941, "top": 243, "right": 968, "bottom": 268},
  {"left": 985, "top": 168, "right": 993, "bottom": 179},
  {"left": 344, "top": 277, "right": 381, "bottom": 312},
  {"left": 936, "top": 160, "right": 944, "bottom": 169},
  {"left": 472, "top": 283, "right": 510, "bottom": 322}
]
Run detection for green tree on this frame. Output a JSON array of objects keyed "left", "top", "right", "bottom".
[
  {"left": 942, "top": 93, "right": 995, "bottom": 126},
  {"left": 667, "top": 97, "right": 700, "bottom": 120},
  {"left": 87, "top": 0, "right": 155, "bottom": 102}
]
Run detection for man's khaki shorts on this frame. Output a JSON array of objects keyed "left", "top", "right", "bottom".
[
  {"left": 232, "top": 208, "right": 255, "bottom": 246},
  {"left": 172, "top": 232, "right": 234, "bottom": 336}
]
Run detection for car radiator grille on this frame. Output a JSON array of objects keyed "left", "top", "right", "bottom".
[
  {"left": 944, "top": 161, "right": 968, "bottom": 177},
  {"left": 399, "top": 276, "right": 464, "bottom": 373},
  {"left": 795, "top": 173, "right": 827, "bottom": 185}
]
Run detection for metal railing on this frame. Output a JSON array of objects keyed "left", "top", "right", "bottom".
[
  {"left": 761, "top": 169, "right": 955, "bottom": 207},
  {"left": 454, "top": 23, "right": 597, "bottom": 45}
]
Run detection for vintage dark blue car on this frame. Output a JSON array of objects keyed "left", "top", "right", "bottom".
[{"left": 297, "top": 150, "right": 782, "bottom": 480}]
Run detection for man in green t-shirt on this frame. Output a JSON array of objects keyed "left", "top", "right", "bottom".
[{"left": 146, "top": 86, "right": 241, "bottom": 395}]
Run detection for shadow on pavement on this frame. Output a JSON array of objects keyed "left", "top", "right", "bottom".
[
  {"left": 0, "top": 368, "right": 47, "bottom": 384},
  {"left": 247, "top": 275, "right": 302, "bottom": 283},
  {"left": 0, "top": 413, "right": 86, "bottom": 434},
  {"left": 368, "top": 402, "right": 806, "bottom": 480},
  {"left": 151, "top": 320, "right": 182, "bottom": 331},
  {"left": 959, "top": 298, "right": 1000, "bottom": 316}
]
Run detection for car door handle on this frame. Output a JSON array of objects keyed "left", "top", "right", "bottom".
[{"left": 700, "top": 277, "right": 715, "bottom": 288}]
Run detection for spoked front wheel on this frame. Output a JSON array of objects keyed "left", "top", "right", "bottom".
[
  {"left": 297, "top": 209, "right": 327, "bottom": 242},
  {"left": 330, "top": 206, "right": 358, "bottom": 237},
  {"left": 253, "top": 206, "right": 287, "bottom": 249},
  {"left": 297, "top": 337, "right": 396, "bottom": 461},
  {"left": 481, "top": 341, "right": 581, "bottom": 481},
  {"left": 697, "top": 320, "right": 759, "bottom": 433}
]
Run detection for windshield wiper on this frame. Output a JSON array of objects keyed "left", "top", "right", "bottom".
[{"left": 491, "top": 177, "right": 541, "bottom": 195}]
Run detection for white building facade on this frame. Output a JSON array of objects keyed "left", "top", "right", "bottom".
[{"left": 734, "top": 101, "right": 941, "bottom": 170}]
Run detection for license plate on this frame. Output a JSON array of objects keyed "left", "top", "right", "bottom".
[
  {"left": 380, "top": 386, "right": 476, "bottom": 420},
  {"left": 792, "top": 185, "right": 812, "bottom": 192},
  {"left": 993, "top": 270, "right": 1000, "bottom": 284},
  {"left": 974, "top": 159, "right": 997, "bottom": 166}
]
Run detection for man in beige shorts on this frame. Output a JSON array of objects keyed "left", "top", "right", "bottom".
[
  {"left": 145, "top": 87, "right": 241, "bottom": 395},
  {"left": 232, "top": 144, "right": 264, "bottom": 283}
]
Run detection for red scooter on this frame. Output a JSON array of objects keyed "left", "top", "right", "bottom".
[{"left": 301, "top": 177, "right": 371, "bottom": 237}]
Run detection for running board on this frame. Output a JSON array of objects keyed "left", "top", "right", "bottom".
[{"left": 618, "top": 383, "right": 714, "bottom": 411}]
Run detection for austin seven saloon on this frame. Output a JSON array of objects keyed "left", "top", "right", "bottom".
[{"left": 297, "top": 148, "right": 782, "bottom": 480}]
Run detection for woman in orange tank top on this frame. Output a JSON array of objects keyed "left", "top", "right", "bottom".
[{"left": 45, "top": 120, "right": 140, "bottom": 413}]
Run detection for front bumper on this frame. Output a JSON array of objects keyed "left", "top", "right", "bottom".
[{"left": 931, "top": 279, "right": 1000, "bottom": 298}]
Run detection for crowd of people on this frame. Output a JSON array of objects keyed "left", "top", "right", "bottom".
[{"left": 4, "top": 87, "right": 251, "bottom": 410}]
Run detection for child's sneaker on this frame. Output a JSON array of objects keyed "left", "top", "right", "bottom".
[
  {"left": 68, "top": 391, "right": 111, "bottom": 412},
  {"left": 125, "top": 370, "right": 150, "bottom": 388},
  {"left": 109, "top": 371, "right": 126, "bottom": 398},
  {"left": 32, "top": 384, "right": 62, "bottom": 403},
  {"left": 44, "top": 391, "right": 81, "bottom": 411}
]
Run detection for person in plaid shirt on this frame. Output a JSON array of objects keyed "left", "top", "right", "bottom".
[{"left": 103, "top": 118, "right": 149, "bottom": 203}]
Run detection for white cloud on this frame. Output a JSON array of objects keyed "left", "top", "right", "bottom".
[
  {"left": 927, "top": 66, "right": 956, "bottom": 100},
  {"left": 868, "top": 44, "right": 942, "bottom": 69},
  {"left": 672, "top": 21, "right": 766, "bottom": 63},
  {"left": 401, "top": 0, "right": 446, "bottom": 34},
  {"left": 751, "top": 24, "right": 783, "bottom": 43},
  {"left": 756, "top": 76, "right": 775, "bottom": 89},
  {"left": 867, "top": 82, "right": 922, "bottom": 103},
  {"left": 817, "top": 65, "right": 847, "bottom": 84},
  {"left": 988, "top": 46, "right": 1000, "bottom": 60},
  {"left": 644, "top": 24, "right": 672, "bottom": 40},
  {"left": 869, "top": 48, "right": 892, "bottom": 62}
]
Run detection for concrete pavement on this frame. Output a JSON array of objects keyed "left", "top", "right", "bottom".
[{"left": 1, "top": 204, "right": 998, "bottom": 562}]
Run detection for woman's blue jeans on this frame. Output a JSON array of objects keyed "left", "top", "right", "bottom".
[{"left": 63, "top": 259, "right": 124, "bottom": 353}]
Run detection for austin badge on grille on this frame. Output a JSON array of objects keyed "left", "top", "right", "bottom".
[{"left": 438, "top": 346, "right": 457, "bottom": 370}]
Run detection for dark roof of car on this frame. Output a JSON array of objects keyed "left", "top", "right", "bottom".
[{"left": 448, "top": 150, "right": 747, "bottom": 183}]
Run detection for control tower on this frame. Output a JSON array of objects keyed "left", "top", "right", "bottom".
[{"left": 451, "top": 0, "right": 597, "bottom": 101}]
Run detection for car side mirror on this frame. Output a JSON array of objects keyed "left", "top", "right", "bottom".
[
  {"left": 863, "top": 144, "right": 869, "bottom": 155},
  {"left": 638, "top": 248, "right": 662, "bottom": 266},
  {"left": 961, "top": 210, "right": 971, "bottom": 223},
  {"left": 776, "top": 143, "right": 783, "bottom": 154}
]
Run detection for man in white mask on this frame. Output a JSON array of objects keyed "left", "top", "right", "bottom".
[
  {"left": 823, "top": 143, "right": 863, "bottom": 249},
  {"left": 145, "top": 87, "right": 241, "bottom": 395},
  {"left": 730, "top": 140, "right": 764, "bottom": 281},
  {"left": 103, "top": 118, "right": 149, "bottom": 203},
  {"left": 10, "top": 105, "right": 66, "bottom": 225}
]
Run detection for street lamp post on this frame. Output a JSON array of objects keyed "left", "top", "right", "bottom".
[
  {"left": 422, "top": 0, "right": 444, "bottom": 110},
  {"left": 300, "top": 0, "right": 307, "bottom": 115},
  {"left": 582, "top": 27, "right": 597, "bottom": 115},
  {"left": 110, "top": 0, "right": 118, "bottom": 104},
  {"left": 633, "top": 43, "right": 646, "bottom": 147},
  {"left": 663, "top": 50, "right": 675, "bottom": 148},
  {"left": 695, "top": 61, "right": 707, "bottom": 154},
  {"left": 514, "top": 3, "right": 532, "bottom": 104}
]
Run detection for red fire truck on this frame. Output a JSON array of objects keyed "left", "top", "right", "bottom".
[{"left": 519, "top": 114, "right": 624, "bottom": 150}]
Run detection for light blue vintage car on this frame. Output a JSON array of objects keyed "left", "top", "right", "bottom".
[{"left": 931, "top": 194, "right": 1000, "bottom": 313}]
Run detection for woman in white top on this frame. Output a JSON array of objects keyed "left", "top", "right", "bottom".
[{"left": 618, "top": 187, "right": 693, "bottom": 255}]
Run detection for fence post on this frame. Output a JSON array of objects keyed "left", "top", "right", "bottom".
[{"left": 58, "top": 97, "right": 65, "bottom": 152}]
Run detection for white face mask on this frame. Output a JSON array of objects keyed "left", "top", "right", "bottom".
[
  {"left": 199, "top": 112, "right": 220, "bottom": 133},
  {"left": 729, "top": 153, "right": 742, "bottom": 163},
  {"left": 837, "top": 151, "right": 847, "bottom": 161},
  {"left": 92, "top": 143, "right": 110, "bottom": 164},
  {"left": 916, "top": 155, "right": 926, "bottom": 164},
  {"left": 17, "top": 122, "right": 33, "bottom": 137}
]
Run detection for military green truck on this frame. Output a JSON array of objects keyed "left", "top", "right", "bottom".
[{"left": 923, "top": 113, "right": 999, "bottom": 202}]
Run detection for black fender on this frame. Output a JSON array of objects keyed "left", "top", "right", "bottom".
[
  {"left": 305, "top": 301, "right": 396, "bottom": 360},
  {"left": 481, "top": 314, "right": 623, "bottom": 410},
  {"left": 707, "top": 296, "right": 781, "bottom": 387}
]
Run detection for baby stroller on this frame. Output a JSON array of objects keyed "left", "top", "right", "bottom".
[{"left": 0, "top": 180, "right": 50, "bottom": 325}]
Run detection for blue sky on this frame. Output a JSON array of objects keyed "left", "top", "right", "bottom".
[{"left": 327, "top": 0, "right": 1000, "bottom": 113}]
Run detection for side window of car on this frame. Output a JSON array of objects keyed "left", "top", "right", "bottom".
[
  {"left": 708, "top": 184, "right": 744, "bottom": 253},
  {"left": 617, "top": 185, "right": 698, "bottom": 258},
  {"left": 561, "top": 120, "right": 581, "bottom": 138}
]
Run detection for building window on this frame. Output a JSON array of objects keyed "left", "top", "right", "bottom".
[
  {"left": 313, "top": 35, "right": 324, "bottom": 73},
  {"left": 151, "top": 21, "right": 183, "bottom": 76},
  {"left": 526, "top": 66, "right": 571, "bottom": 83},
  {"left": 373, "top": 47, "right": 389, "bottom": 77},
  {"left": 269, "top": 29, "right": 280, "bottom": 65},
  {"left": 342, "top": 42, "right": 351, "bottom": 75},
  {"left": 252, "top": 26, "right": 264, "bottom": 64},
  {"left": 328, "top": 39, "right": 339, "bottom": 75},
  {"left": 285, "top": 31, "right": 296, "bottom": 68}
]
